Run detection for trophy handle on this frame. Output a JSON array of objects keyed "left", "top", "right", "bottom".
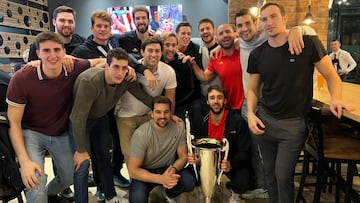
[
  {"left": 217, "top": 138, "right": 229, "bottom": 185},
  {"left": 185, "top": 111, "right": 199, "bottom": 181}
]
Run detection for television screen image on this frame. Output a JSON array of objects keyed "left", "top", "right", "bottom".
[{"left": 107, "top": 4, "right": 183, "bottom": 34}]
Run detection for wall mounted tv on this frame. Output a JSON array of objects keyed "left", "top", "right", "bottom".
[{"left": 107, "top": 4, "right": 183, "bottom": 34}]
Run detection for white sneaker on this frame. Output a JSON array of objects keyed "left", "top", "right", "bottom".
[
  {"left": 229, "top": 190, "right": 242, "bottom": 203},
  {"left": 106, "top": 196, "right": 127, "bottom": 203},
  {"left": 161, "top": 188, "right": 176, "bottom": 203},
  {"left": 241, "top": 188, "right": 269, "bottom": 199}
]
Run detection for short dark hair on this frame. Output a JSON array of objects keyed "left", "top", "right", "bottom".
[
  {"left": 175, "top": 22, "right": 192, "bottom": 34},
  {"left": 234, "top": 8, "right": 257, "bottom": 24},
  {"left": 132, "top": 6, "right": 149, "bottom": 20},
  {"left": 260, "top": 2, "right": 286, "bottom": 16},
  {"left": 107, "top": 47, "right": 129, "bottom": 64},
  {"left": 198, "top": 18, "right": 215, "bottom": 29},
  {"left": 53, "top": 5, "right": 76, "bottom": 20},
  {"left": 35, "top": 31, "right": 64, "bottom": 50},
  {"left": 91, "top": 10, "right": 111, "bottom": 27},
  {"left": 152, "top": 95, "right": 172, "bottom": 111},
  {"left": 207, "top": 85, "right": 227, "bottom": 99},
  {"left": 331, "top": 39, "right": 340, "bottom": 42},
  {"left": 141, "top": 36, "right": 163, "bottom": 52}
]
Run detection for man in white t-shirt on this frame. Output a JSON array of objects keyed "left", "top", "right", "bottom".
[{"left": 115, "top": 36, "right": 177, "bottom": 162}]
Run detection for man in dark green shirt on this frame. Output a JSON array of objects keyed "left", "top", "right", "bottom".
[{"left": 70, "top": 48, "right": 152, "bottom": 203}]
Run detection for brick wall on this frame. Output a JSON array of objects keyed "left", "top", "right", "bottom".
[{"left": 228, "top": 0, "right": 329, "bottom": 46}]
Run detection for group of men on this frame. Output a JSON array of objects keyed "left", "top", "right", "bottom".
[{"left": 4, "top": 2, "right": 351, "bottom": 203}]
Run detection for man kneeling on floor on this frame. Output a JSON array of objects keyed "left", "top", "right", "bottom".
[
  {"left": 128, "top": 96, "right": 196, "bottom": 203},
  {"left": 188, "top": 85, "right": 253, "bottom": 202}
]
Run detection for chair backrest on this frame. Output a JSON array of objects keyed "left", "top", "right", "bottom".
[
  {"left": 0, "top": 112, "right": 24, "bottom": 199},
  {"left": 304, "top": 107, "right": 324, "bottom": 161}
]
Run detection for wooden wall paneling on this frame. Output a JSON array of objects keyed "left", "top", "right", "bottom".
[
  {"left": 28, "top": 0, "right": 48, "bottom": 7},
  {"left": 0, "top": 31, "right": 36, "bottom": 58},
  {"left": 0, "top": 1, "right": 50, "bottom": 32}
]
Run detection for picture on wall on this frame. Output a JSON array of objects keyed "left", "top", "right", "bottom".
[{"left": 107, "top": 4, "right": 183, "bottom": 34}]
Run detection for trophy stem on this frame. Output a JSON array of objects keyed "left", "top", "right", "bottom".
[{"left": 205, "top": 197, "right": 212, "bottom": 203}]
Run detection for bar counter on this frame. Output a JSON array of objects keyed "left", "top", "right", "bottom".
[{"left": 313, "top": 82, "right": 360, "bottom": 122}]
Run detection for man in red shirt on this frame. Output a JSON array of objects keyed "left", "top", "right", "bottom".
[{"left": 191, "top": 24, "right": 244, "bottom": 111}]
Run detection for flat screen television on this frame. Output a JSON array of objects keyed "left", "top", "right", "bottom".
[{"left": 107, "top": 4, "right": 183, "bottom": 34}]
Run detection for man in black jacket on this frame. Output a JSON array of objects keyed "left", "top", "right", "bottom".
[
  {"left": 188, "top": 85, "right": 252, "bottom": 202},
  {"left": 28, "top": 6, "right": 85, "bottom": 61},
  {"left": 160, "top": 32, "right": 203, "bottom": 135}
]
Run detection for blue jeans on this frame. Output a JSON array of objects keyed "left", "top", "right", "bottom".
[
  {"left": 23, "top": 129, "right": 73, "bottom": 203},
  {"left": 72, "top": 115, "right": 116, "bottom": 203},
  {"left": 129, "top": 166, "right": 196, "bottom": 203}
]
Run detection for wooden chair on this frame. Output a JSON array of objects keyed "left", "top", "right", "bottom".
[{"left": 296, "top": 107, "right": 360, "bottom": 203}]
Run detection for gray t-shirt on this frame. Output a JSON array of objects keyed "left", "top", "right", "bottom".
[{"left": 130, "top": 120, "right": 186, "bottom": 169}]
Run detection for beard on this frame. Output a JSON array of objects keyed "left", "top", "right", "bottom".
[
  {"left": 210, "top": 105, "right": 224, "bottom": 115},
  {"left": 201, "top": 35, "right": 214, "bottom": 44},
  {"left": 154, "top": 118, "right": 169, "bottom": 128},
  {"left": 136, "top": 24, "right": 148, "bottom": 34},
  {"left": 56, "top": 26, "right": 73, "bottom": 38},
  {"left": 219, "top": 39, "right": 234, "bottom": 49}
]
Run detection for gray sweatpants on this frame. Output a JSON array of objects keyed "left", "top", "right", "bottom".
[{"left": 253, "top": 107, "right": 307, "bottom": 203}]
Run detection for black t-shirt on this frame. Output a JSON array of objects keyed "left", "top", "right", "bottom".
[
  {"left": 248, "top": 35, "right": 327, "bottom": 119},
  {"left": 161, "top": 54, "right": 202, "bottom": 106},
  {"left": 117, "top": 31, "right": 153, "bottom": 60}
]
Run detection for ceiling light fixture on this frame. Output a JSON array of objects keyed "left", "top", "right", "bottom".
[{"left": 303, "top": 0, "right": 316, "bottom": 25}]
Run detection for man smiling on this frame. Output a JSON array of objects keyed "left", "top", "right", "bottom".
[
  {"left": 70, "top": 48, "right": 153, "bottom": 203},
  {"left": 118, "top": 6, "right": 153, "bottom": 59}
]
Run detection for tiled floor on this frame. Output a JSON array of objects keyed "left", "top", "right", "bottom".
[{"left": 8, "top": 157, "right": 360, "bottom": 203}]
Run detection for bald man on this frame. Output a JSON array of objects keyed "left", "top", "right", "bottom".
[{"left": 191, "top": 24, "right": 244, "bottom": 112}]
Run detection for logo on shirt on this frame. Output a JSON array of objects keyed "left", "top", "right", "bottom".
[
  {"left": 132, "top": 48, "right": 139, "bottom": 53},
  {"left": 289, "top": 58, "right": 296, "bottom": 63}
]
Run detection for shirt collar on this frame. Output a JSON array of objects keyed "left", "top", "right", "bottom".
[{"left": 36, "top": 64, "right": 68, "bottom": 80}]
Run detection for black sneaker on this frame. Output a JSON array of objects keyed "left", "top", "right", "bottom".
[
  {"left": 48, "top": 194, "right": 69, "bottom": 203},
  {"left": 59, "top": 187, "right": 74, "bottom": 202}
]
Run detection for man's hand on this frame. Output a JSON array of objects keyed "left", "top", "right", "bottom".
[
  {"left": 210, "top": 46, "right": 221, "bottom": 60},
  {"left": 62, "top": 55, "right": 76, "bottom": 72},
  {"left": 171, "top": 115, "right": 183, "bottom": 125},
  {"left": 177, "top": 52, "right": 196, "bottom": 64},
  {"left": 188, "top": 153, "right": 196, "bottom": 164},
  {"left": 329, "top": 100, "right": 354, "bottom": 119},
  {"left": 248, "top": 113, "right": 266, "bottom": 135},
  {"left": 143, "top": 69, "right": 158, "bottom": 89},
  {"left": 220, "top": 159, "right": 232, "bottom": 173},
  {"left": 19, "top": 160, "right": 43, "bottom": 189},
  {"left": 288, "top": 27, "right": 304, "bottom": 55},
  {"left": 27, "top": 60, "right": 41, "bottom": 67},
  {"left": 125, "top": 66, "right": 137, "bottom": 82},
  {"left": 161, "top": 166, "right": 180, "bottom": 189},
  {"left": 73, "top": 151, "right": 91, "bottom": 171}
]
